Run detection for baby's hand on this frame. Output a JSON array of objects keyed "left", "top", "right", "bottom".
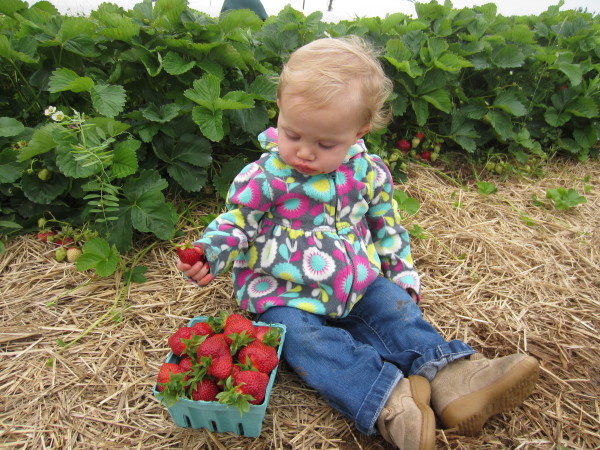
[{"left": 176, "top": 243, "right": 213, "bottom": 286}]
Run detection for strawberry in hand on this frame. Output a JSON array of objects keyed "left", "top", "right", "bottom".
[{"left": 176, "top": 242, "right": 205, "bottom": 265}]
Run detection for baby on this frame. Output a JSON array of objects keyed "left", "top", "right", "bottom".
[{"left": 178, "top": 36, "right": 539, "bottom": 449}]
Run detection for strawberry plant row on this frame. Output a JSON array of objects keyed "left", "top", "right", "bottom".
[{"left": 1, "top": 0, "right": 598, "bottom": 259}]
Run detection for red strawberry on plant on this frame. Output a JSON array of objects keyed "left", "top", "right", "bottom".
[
  {"left": 191, "top": 378, "right": 220, "bottom": 401},
  {"left": 238, "top": 340, "right": 279, "bottom": 374},
  {"left": 415, "top": 132, "right": 425, "bottom": 140},
  {"left": 197, "top": 334, "right": 233, "bottom": 380},
  {"left": 396, "top": 139, "right": 411, "bottom": 153},
  {"left": 38, "top": 230, "right": 56, "bottom": 242},
  {"left": 176, "top": 242, "right": 205, "bottom": 265},
  {"left": 420, "top": 151, "right": 432, "bottom": 161}
]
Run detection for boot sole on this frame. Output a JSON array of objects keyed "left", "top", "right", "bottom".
[
  {"left": 409, "top": 376, "right": 436, "bottom": 450},
  {"left": 439, "top": 356, "right": 539, "bottom": 436}
]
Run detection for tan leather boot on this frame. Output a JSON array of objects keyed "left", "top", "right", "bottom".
[
  {"left": 431, "top": 353, "right": 539, "bottom": 435},
  {"left": 377, "top": 376, "right": 435, "bottom": 450}
]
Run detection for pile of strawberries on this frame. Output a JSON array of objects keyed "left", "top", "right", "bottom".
[{"left": 156, "top": 312, "right": 282, "bottom": 414}]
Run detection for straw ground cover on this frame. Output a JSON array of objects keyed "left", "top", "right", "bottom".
[{"left": 1, "top": 158, "right": 598, "bottom": 449}]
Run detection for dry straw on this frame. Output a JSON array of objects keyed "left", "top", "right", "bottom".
[{"left": 1, "top": 158, "right": 598, "bottom": 449}]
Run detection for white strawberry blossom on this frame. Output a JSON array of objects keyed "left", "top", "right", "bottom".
[
  {"left": 51, "top": 110, "right": 65, "bottom": 121},
  {"left": 44, "top": 106, "right": 56, "bottom": 116}
]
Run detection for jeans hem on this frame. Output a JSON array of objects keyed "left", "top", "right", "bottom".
[{"left": 355, "top": 362, "right": 403, "bottom": 436}]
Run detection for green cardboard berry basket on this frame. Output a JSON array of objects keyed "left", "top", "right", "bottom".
[{"left": 153, "top": 316, "right": 286, "bottom": 437}]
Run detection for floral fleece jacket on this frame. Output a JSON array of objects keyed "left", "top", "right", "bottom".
[{"left": 195, "top": 127, "right": 421, "bottom": 318}]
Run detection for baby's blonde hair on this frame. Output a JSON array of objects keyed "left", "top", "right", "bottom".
[{"left": 277, "top": 36, "right": 393, "bottom": 131}]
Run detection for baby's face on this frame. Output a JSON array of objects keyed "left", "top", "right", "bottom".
[{"left": 276, "top": 93, "right": 369, "bottom": 175}]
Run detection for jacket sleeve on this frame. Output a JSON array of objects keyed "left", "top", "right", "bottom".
[
  {"left": 364, "top": 154, "right": 422, "bottom": 301},
  {"left": 194, "top": 162, "right": 272, "bottom": 277}
]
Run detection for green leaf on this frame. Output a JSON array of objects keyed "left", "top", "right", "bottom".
[
  {"left": 77, "top": 237, "right": 120, "bottom": 277},
  {"left": 412, "top": 98, "right": 429, "bottom": 126},
  {"left": 0, "top": 117, "right": 25, "bottom": 137},
  {"left": 566, "top": 97, "right": 598, "bottom": 119},
  {"left": 21, "top": 172, "right": 69, "bottom": 204},
  {"left": 393, "top": 190, "right": 420, "bottom": 216},
  {"left": 111, "top": 139, "right": 140, "bottom": 178},
  {"left": 492, "top": 45, "right": 525, "bottom": 68},
  {"left": 573, "top": 126, "right": 598, "bottom": 149},
  {"left": 421, "top": 89, "right": 451, "bottom": 113},
  {"left": 48, "top": 68, "right": 95, "bottom": 93},
  {"left": 477, "top": 181, "right": 497, "bottom": 195},
  {"left": 0, "top": 220, "right": 22, "bottom": 235},
  {"left": 0, "top": 148, "right": 28, "bottom": 183},
  {"left": 544, "top": 107, "right": 571, "bottom": 127},
  {"left": 487, "top": 110, "right": 513, "bottom": 139},
  {"left": 0, "top": 0, "right": 28, "bottom": 16},
  {"left": 55, "top": 129, "right": 105, "bottom": 178},
  {"left": 216, "top": 91, "right": 255, "bottom": 110},
  {"left": 142, "top": 103, "right": 181, "bottom": 123},
  {"left": 248, "top": 75, "right": 277, "bottom": 102},
  {"left": 493, "top": 91, "right": 527, "bottom": 117},
  {"left": 124, "top": 265, "right": 148, "bottom": 284},
  {"left": 18, "top": 124, "right": 59, "bottom": 161},
  {"left": 184, "top": 74, "right": 222, "bottom": 110},
  {"left": 556, "top": 62, "right": 582, "bottom": 86},
  {"left": 163, "top": 51, "right": 196, "bottom": 75},
  {"left": 91, "top": 84, "right": 127, "bottom": 117},
  {"left": 121, "top": 170, "right": 178, "bottom": 240},
  {"left": 546, "top": 188, "right": 587, "bottom": 210},
  {"left": 192, "top": 106, "right": 224, "bottom": 142}
]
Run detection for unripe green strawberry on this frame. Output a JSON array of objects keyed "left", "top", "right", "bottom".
[
  {"left": 38, "top": 169, "right": 51, "bottom": 181},
  {"left": 66, "top": 247, "right": 82, "bottom": 263},
  {"left": 55, "top": 247, "right": 67, "bottom": 262}
]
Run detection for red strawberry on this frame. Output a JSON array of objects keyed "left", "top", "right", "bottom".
[
  {"left": 238, "top": 340, "right": 279, "bottom": 374},
  {"left": 191, "top": 378, "right": 220, "bottom": 401},
  {"left": 168, "top": 326, "right": 194, "bottom": 356},
  {"left": 420, "top": 151, "right": 432, "bottom": 161},
  {"left": 232, "top": 370, "right": 270, "bottom": 405},
  {"left": 223, "top": 313, "right": 255, "bottom": 346},
  {"left": 396, "top": 139, "right": 411, "bottom": 152},
  {"left": 38, "top": 230, "right": 56, "bottom": 242},
  {"left": 197, "top": 334, "right": 233, "bottom": 379},
  {"left": 156, "top": 363, "right": 187, "bottom": 392},
  {"left": 254, "top": 326, "right": 281, "bottom": 347},
  {"left": 54, "top": 236, "right": 74, "bottom": 248},
  {"left": 415, "top": 132, "right": 425, "bottom": 140},
  {"left": 179, "top": 356, "right": 194, "bottom": 372},
  {"left": 191, "top": 321, "right": 214, "bottom": 337},
  {"left": 176, "top": 242, "right": 205, "bottom": 265}
]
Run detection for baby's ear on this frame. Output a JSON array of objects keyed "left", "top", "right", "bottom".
[{"left": 356, "top": 125, "right": 371, "bottom": 140}]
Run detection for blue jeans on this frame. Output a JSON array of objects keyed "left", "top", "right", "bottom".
[{"left": 258, "top": 276, "right": 475, "bottom": 435}]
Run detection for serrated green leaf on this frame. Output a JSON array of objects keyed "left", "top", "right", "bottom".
[
  {"left": 112, "top": 139, "right": 140, "bottom": 178},
  {"left": 412, "top": 98, "right": 429, "bottom": 126},
  {"left": 566, "top": 97, "right": 598, "bottom": 119},
  {"left": 544, "top": 107, "right": 571, "bottom": 127},
  {"left": 77, "top": 237, "right": 120, "bottom": 277},
  {"left": 421, "top": 89, "right": 451, "bottom": 113},
  {"left": 215, "top": 91, "right": 254, "bottom": 110},
  {"left": 91, "top": 84, "right": 126, "bottom": 117},
  {"left": 192, "top": 106, "right": 224, "bottom": 142},
  {"left": 124, "top": 265, "right": 148, "bottom": 284},
  {"left": 492, "top": 45, "right": 524, "bottom": 68},
  {"left": 488, "top": 110, "right": 513, "bottom": 139},
  {"left": 573, "top": 126, "right": 597, "bottom": 149},
  {"left": 493, "top": 91, "right": 527, "bottom": 116},
  {"left": 0, "top": 0, "right": 28, "bottom": 15},
  {"left": 21, "top": 172, "right": 69, "bottom": 204},
  {"left": 0, "top": 117, "right": 25, "bottom": 137},
  {"left": 556, "top": 62, "right": 582, "bottom": 86},
  {"left": 142, "top": 103, "right": 181, "bottom": 123},
  {"left": 48, "top": 68, "right": 95, "bottom": 93},
  {"left": 248, "top": 75, "right": 277, "bottom": 102},
  {"left": 167, "top": 163, "right": 209, "bottom": 192},
  {"left": 184, "top": 74, "right": 222, "bottom": 110},
  {"left": 163, "top": 51, "right": 196, "bottom": 75},
  {"left": 477, "top": 181, "right": 497, "bottom": 195},
  {"left": 0, "top": 148, "right": 28, "bottom": 183}
]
